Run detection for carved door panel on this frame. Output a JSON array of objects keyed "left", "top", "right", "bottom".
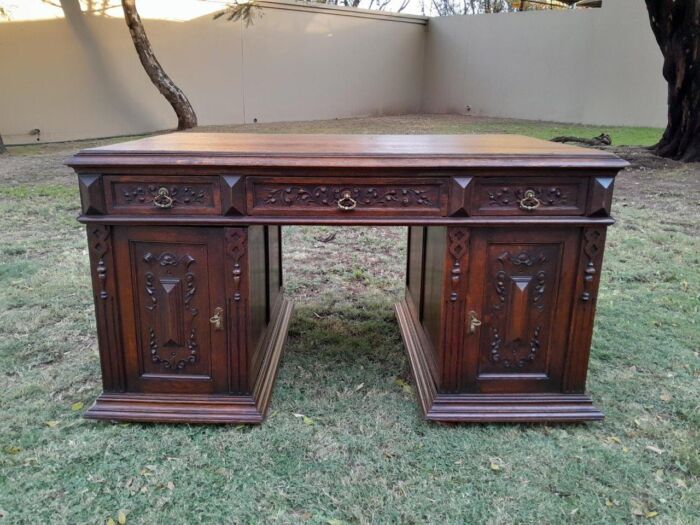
[
  {"left": 114, "top": 227, "right": 228, "bottom": 394},
  {"left": 463, "top": 228, "right": 580, "bottom": 393}
]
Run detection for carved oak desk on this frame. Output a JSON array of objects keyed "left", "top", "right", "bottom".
[{"left": 68, "top": 133, "right": 626, "bottom": 424}]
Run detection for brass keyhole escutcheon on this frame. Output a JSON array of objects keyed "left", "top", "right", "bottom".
[
  {"left": 518, "top": 189, "right": 541, "bottom": 211},
  {"left": 467, "top": 310, "right": 482, "bottom": 334},
  {"left": 209, "top": 307, "right": 223, "bottom": 331},
  {"left": 337, "top": 190, "right": 357, "bottom": 211},
  {"left": 153, "top": 187, "right": 174, "bottom": 209}
]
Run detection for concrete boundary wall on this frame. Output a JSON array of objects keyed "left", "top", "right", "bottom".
[
  {"left": 421, "top": 0, "right": 667, "bottom": 128},
  {"left": 1, "top": 0, "right": 666, "bottom": 145},
  {"left": 0, "top": 1, "right": 426, "bottom": 144}
]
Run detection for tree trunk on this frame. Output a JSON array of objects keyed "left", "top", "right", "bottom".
[
  {"left": 0, "top": 133, "right": 6, "bottom": 154},
  {"left": 121, "top": 0, "right": 197, "bottom": 130},
  {"left": 645, "top": 0, "right": 700, "bottom": 162}
]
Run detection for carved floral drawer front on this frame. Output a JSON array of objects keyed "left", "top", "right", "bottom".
[
  {"left": 104, "top": 175, "right": 221, "bottom": 215},
  {"left": 471, "top": 177, "right": 589, "bottom": 216},
  {"left": 247, "top": 177, "right": 448, "bottom": 216}
]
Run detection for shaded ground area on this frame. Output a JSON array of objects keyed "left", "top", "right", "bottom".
[{"left": 0, "top": 115, "right": 698, "bottom": 524}]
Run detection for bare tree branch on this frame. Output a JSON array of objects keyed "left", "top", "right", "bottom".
[{"left": 122, "top": 0, "right": 197, "bottom": 130}]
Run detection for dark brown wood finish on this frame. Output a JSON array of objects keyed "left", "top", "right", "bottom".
[
  {"left": 86, "top": 224, "right": 125, "bottom": 392},
  {"left": 69, "top": 133, "right": 629, "bottom": 169},
  {"left": 246, "top": 176, "right": 448, "bottom": 217},
  {"left": 104, "top": 175, "right": 221, "bottom": 215},
  {"left": 113, "top": 227, "right": 227, "bottom": 394},
  {"left": 470, "top": 177, "right": 588, "bottom": 216},
  {"left": 464, "top": 228, "right": 580, "bottom": 394},
  {"left": 69, "top": 133, "right": 625, "bottom": 424}
]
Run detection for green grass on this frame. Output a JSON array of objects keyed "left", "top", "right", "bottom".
[
  {"left": 479, "top": 122, "right": 662, "bottom": 147},
  {"left": 191, "top": 114, "right": 664, "bottom": 147},
  {"left": 0, "top": 116, "right": 697, "bottom": 524},
  {"left": 5, "top": 114, "right": 664, "bottom": 154}
]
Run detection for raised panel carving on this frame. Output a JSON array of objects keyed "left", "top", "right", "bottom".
[
  {"left": 472, "top": 177, "right": 588, "bottom": 215},
  {"left": 262, "top": 186, "right": 435, "bottom": 207},
  {"left": 132, "top": 243, "right": 211, "bottom": 375},
  {"left": 104, "top": 176, "right": 220, "bottom": 215},
  {"left": 478, "top": 244, "right": 563, "bottom": 375},
  {"left": 247, "top": 177, "right": 447, "bottom": 216},
  {"left": 116, "top": 184, "right": 213, "bottom": 208}
]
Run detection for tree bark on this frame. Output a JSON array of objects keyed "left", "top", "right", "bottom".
[
  {"left": 0, "top": 133, "right": 6, "bottom": 154},
  {"left": 645, "top": 0, "right": 700, "bottom": 162},
  {"left": 121, "top": 0, "right": 197, "bottom": 130}
]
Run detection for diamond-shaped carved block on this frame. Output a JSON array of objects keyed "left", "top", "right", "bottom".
[
  {"left": 587, "top": 176, "right": 615, "bottom": 217},
  {"left": 448, "top": 176, "right": 474, "bottom": 216},
  {"left": 159, "top": 277, "right": 184, "bottom": 347},
  {"left": 78, "top": 174, "right": 106, "bottom": 215},
  {"left": 220, "top": 175, "right": 246, "bottom": 215}
]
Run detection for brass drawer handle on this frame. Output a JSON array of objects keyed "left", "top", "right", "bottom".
[
  {"left": 337, "top": 191, "right": 357, "bottom": 211},
  {"left": 467, "top": 310, "right": 482, "bottom": 334},
  {"left": 153, "top": 187, "right": 174, "bottom": 209},
  {"left": 209, "top": 307, "right": 223, "bottom": 331},
  {"left": 518, "top": 190, "right": 541, "bottom": 211}
]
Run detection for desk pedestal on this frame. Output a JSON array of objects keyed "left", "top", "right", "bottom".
[
  {"left": 84, "top": 225, "right": 292, "bottom": 424},
  {"left": 396, "top": 225, "right": 605, "bottom": 422}
]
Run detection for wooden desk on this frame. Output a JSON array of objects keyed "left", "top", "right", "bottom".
[{"left": 68, "top": 133, "right": 627, "bottom": 423}]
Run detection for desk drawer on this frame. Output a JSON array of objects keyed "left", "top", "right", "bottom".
[
  {"left": 471, "top": 177, "right": 588, "bottom": 216},
  {"left": 104, "top": 175, "right": 222, "bottom": 215},
  {"left": 247, "top": 177, "right": 448, "bottom": 216}
]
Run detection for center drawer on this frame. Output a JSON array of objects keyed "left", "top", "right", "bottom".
[{"left": 246, "top": 177, "right": 449, "bottom": 217}]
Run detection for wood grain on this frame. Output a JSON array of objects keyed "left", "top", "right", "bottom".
[{"left": 67, "top": 133, "right": 629, "bottom": 169}]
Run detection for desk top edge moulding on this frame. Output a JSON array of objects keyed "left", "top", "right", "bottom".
[
  {"left": 69, "top": 133, "right": 629, "bottom": 169},
  {"left": 68, "top": 133, "right": 627, "bottom": 424}
]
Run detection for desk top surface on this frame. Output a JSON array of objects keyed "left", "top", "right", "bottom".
[{"left": 68, "top": 133, "right": 628, "bottom": 170}]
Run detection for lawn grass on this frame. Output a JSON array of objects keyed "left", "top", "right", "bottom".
[
  {"left": 194, "top": 114, "right": 664, "bottom": 147},
  {"left": 0, "top": 116, "right": 697, "bottom": 524}
]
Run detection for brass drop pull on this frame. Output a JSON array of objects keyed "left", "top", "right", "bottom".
[
  {"left": 153, "top": 187, "right": 174, "bottom": 209},
  {"left": 209, "top": 307, "right": 223, "bottom": 331},
  {"left": 467, "top": 310, "right": 482, "bottom": 334},
  {"left": 337, "top": 191, "right": 357, "bottom": 211},
  {"left": 518, "top": 189, "right": 541, "bottom": 211}
]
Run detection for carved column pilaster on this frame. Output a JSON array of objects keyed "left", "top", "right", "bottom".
[
  {"left": 564, "top": 226, "right": 607, "bottom": 393},
  {"left": 441, "top": 227, "right": 470, "bottom": 393},
  {"left": 224, "top": 228, "right": 249, "bottom": 394},
  {"left": 87, "top": 225, "right": 125, "bottom": 392}
]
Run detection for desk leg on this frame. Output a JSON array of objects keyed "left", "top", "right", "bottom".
[{"left": 238, "top": 225, "right": 293, "bottom": 422}]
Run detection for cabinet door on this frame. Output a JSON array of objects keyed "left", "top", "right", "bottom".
[
  {"left": 463, "top": 228, "right": 580, "bottom": 393},
  {"left": 114, "top": 227, "right": 228, "bottom": 394}
]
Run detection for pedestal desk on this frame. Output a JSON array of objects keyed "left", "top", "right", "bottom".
[{"left": 68, "top": 134, "right": 627, "bottom": 424}]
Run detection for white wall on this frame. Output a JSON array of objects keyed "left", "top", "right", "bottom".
[
  {"left": 0, "top": 1, "right": 426, "bottom": 144},
  {"left": 0, "top": 0, "right": 667, "bottom": 145},
  {"left": 421, "top": 0, "right": 667, "bottom": 128},
  {"left": 242, "top": 5, "right": 425, "bottom": 123}
]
